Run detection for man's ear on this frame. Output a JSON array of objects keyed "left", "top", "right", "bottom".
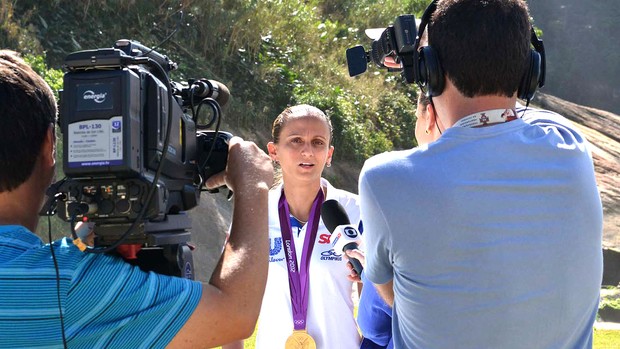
[
  {"left": 426, "top": 103, "right": 437, "bottom": 132},
  {"left": 42, "top": 124, "right": 56, "bottom": 167}
]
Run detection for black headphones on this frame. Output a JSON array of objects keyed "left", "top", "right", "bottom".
[{"left": 412, "top": 0, "right": 546, "bottom": 101}]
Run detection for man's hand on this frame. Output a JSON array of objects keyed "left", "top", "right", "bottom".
[
  {"left": 345, "top": 248, "right": 393, "bottom": 306},
  {"left": 205, "top": 136, "right": 273, "bottom": 194},
  {"left": 345, "top": 248, "right": 366, "bottom": 282},
  {"left": 383, "top": 56, "right": 402, "bottom": 69},
  {"left": 73, "top": 221, "right": 95, "bottom": 250},
  {"left": 169, "top": 136, "right": 273, "bottom": 348}
]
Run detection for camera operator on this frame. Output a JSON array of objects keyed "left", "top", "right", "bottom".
[
  {"left": 359, "top": 1, "right": 603, "bottom": 348},
  {"left": 0, "top": 49, "right": 273, "bottom": 348}
]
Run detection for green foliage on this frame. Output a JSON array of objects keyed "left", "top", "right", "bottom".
[
  {"left": 600, "top": 286, "right": 620, "bottom": 310},
  {"left": 2, "top": 0, "right": 430, "bottom": 168},
  {"left": 0, "top": 0, "right": 43, "bottom": 53},
  {"left": 2, "top": 0, "right": 434, "bottom": 238},
  {"left": 23, "top": 53, "right": 63, "bottom": 97},
  {"left": 600, "top": 298, "right": 620, "bottom": 310}
]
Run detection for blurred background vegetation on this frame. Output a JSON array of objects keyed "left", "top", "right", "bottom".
[
  {"left": 0, "top": 0, "right": 430, "bottom": 237},
  {"left": 2, "top": 0, "right": 617, "bottom": 178},
  {"left": 1, "top": 0, "right": 618, "bottom": 236},
  {"left": 0, "top": 0, "right": 429, "bottom": 165},
  {"left": 3, "top": 1, "right": 619, "bottom": 344}
]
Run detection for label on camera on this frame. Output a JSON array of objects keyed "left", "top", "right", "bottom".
[{"left": 67, "top": 116, "right": 123, "bottom": 168}]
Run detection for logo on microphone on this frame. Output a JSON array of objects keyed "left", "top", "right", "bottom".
[
  {"left": 343, "top": 226, "right": 358, "bottom": 238},
  {"left": 331, "top": 232, "right": 341, "bottom": 248}
]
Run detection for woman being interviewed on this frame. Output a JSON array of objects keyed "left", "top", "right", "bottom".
[{"left": 255, "top": 104, "right": 361, "bottom": 348}]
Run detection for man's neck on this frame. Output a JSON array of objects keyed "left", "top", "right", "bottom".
[
  {"left": 432, "top": 81, "right": 517, "bottom": 129},
  {"left": 0, "top": 185, "right": 42, "bottom": 232}
]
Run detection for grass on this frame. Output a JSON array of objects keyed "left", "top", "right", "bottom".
[{"left": 594, "top": 329, "right": 620, "bottom": 348}]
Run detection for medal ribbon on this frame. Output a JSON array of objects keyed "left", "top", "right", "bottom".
[
  {"left": 452, "top": 108, "right": 518, "bottom": 128},
  {"left": 278, "top": 188, "right": 324, "bottom": 331}
]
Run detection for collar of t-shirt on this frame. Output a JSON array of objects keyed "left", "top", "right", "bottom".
[
  {"left": 290, "top": 216, "right": 305, "bottom": 237},
  {"left": 452, "top": 108, "right": 518, "bottom": 128}
]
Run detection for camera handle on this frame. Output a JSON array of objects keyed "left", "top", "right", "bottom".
[{"left": 106, "top": 213, "right": 196, "bottom": 279}]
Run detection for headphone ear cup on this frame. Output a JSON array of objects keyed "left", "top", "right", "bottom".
[
  {"left": 417, "top": 46, "right": 445, "bottom": 97},
  {"left": 518, "top": 49, "right": 541, "bottom": 101}
]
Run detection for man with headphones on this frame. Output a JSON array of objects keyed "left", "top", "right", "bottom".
[{"left": 358, "top": 1, "right": 603, "bottom": 348}]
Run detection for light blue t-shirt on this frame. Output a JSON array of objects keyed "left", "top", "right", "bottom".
[
  {"left": 0, "top": 225, "right": 202, "bottom": 348},
  {"left": 360, "top": 108, "right": 603, "bottom": 349}
]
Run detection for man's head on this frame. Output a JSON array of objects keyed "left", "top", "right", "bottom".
[
  {"left": 427, "top": 0, "right": 531, "bottom": 98},
  {"left": 0, "top": 50, "right": 57, "bottom": 192}
]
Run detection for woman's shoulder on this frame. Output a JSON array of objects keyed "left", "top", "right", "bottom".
[
  {"left": 322, "top": 178, "right": 358, "bottom": 201},
  {"left": 268, "top": 183, "right": 283, "bottom": 200},
  {"left": 322, "top": 178, "right": 360, "bottom": 221}
]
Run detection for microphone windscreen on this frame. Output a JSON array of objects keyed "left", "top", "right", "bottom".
[
  {"left": 321, "top": 199, "right": 351, "bottom": 232},
  {"left": 209, "top": 79, "right": 230, "bottom": 107}
]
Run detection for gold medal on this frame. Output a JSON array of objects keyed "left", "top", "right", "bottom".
[{"left": 284, "top": 329, "right": 316, "bottom": 349}]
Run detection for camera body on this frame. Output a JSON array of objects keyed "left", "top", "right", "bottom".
[
  {"left": 346, "top": 14, "right": 418, "bottom": 83},
  {"left": 52, "top": 40, "right": 231, "bottom": 275}
]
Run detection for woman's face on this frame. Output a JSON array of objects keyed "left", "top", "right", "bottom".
[{"left": 269, "top": 115, "right": 334, "bottom": 184}]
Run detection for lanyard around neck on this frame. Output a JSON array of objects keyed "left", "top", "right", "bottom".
[
  {"left": 278, "top": 188, "right": 324, "bottom": 331},
  {"left": 452, "top": 108, "right": 518, "bottom": 128}
]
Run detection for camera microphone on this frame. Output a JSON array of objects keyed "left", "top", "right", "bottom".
[
  {"left": 191, "top": 79, "right": 230, "bottom": 106},
  {"left": 321, "top": 199, "right": 364, "bottom": 276}
]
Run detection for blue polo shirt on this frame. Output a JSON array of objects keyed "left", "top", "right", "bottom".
[{"left": 0, "top": 225, "right": 202, "bottom": 348}]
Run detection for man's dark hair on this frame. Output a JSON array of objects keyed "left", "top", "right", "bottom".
[
  {"left": 428, "top": 0, "right": 531, "bottom": 98},
  {"left": 0, "top": 50, "right": 57, "bottom": 192},
  {"left": 418, "top": 92, "right": 431, "bottom": 109}
]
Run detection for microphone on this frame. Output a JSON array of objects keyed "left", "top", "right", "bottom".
[
  {"left": 191, "top": 79, "right": 230, "bottom": 106},
  {"left": 321, "top": 199, "right": 364, "bottom": 276}
]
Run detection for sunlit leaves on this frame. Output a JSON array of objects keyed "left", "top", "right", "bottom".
[{"left": 5, "top": 0, "right": 429, "bottom": 163}]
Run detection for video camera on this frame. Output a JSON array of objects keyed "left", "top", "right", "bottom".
[
  {"left": 47, "top": 39, "right": 233, "bottom": 279},
  {"left": 346, "top": 14, "right": 418, "bottom": 83}
]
